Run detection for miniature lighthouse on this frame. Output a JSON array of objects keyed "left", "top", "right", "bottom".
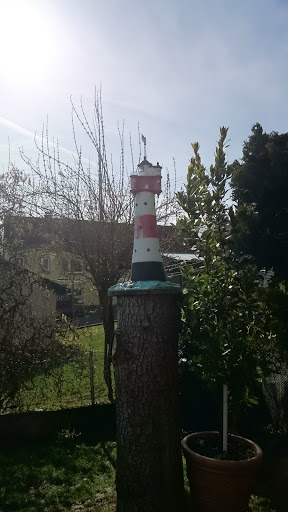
[{"left": 130, "top": 157, "right": 166, "bottom": 281}]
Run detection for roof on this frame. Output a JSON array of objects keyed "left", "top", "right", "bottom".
[
  {"left": 163, "top": 253, "right": 197, "bottom": 262},
  {"left": 4, "top": 215, "right": 190, "bottom": 256},
  {"left": 42, "top": 278, "right": 68, "bottom": 295},
  {"left": 138, "top": 158, "right": 152, "bottom": 168}
]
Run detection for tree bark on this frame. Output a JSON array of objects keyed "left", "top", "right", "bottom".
[{"left": 113, "top": 291, "right": 184, "bottom": 512}]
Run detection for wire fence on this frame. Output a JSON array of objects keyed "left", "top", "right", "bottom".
[
  {"left": 9, "top": 348, "right": 112, "bottom": 413},
  {"left": 263, "top": 367, "right": 288, "bottom": 433},
  {"left": 6, "top": 332, "right": 288, "bottom": 434}
]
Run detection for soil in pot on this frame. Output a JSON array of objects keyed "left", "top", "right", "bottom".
[{"left": 187, "top": 434, "right": 257, "bottom": 461}]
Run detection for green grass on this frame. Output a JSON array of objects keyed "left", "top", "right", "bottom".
[
  {"left": 76, "top": 324, "right": 105, "bottom": 350},
  {"left": 0, "top": 435, "right": 279, "bottom": 512},
  {"left": 0, "top": 434, "right": 116, "bottom": 512},
  {"left": 13, "top": 326, "right": 112, "bottom": 412}
]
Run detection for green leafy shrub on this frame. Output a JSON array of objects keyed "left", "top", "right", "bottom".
[{"left": 176, "top": 128, "right": 284, "bottom": 445}]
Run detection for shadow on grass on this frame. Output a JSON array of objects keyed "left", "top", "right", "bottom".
[
  {"left": 0, "top": 432, "right": 116, "bottom": 512},
  {"left": 0, "top": 428, "right": 287, "bottom": 512}
]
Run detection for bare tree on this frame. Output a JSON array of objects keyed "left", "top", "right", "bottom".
[
  {"left": 20, "top": 87, "right": 177, "bottom": 401},
  {"left": 0, "top": 166, "right": 28, "bottom": 231},
  {"left": 0, "top": 171, "right": 78, "bottom": 412},
  {"left": 0, "top": 257, "right": 78, "bottom": 412}
]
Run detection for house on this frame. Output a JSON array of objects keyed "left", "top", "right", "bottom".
[
  {"left": 3, "top": 215, "right": 188, "bottom": 320},
  {"left": 3, "top": 215, "right": 99, "bottom": 320}
]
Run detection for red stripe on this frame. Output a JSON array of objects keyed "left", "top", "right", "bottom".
[
  {"left": 135, "top": 215, "right": 158, "bottom": 239},
  {"left": 131, "top": 175, "right": 162, "bottom": 195}
]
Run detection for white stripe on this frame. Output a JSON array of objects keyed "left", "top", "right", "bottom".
[
  {"left": 134, "top": 191, "right": 156, "bottom": 216},
  {"left": 132, "top": 237, "right": 163, "bottom": 263}
]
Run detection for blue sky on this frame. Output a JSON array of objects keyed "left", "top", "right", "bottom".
[{"left": 0, "top": 0, "right": 288, "bottom": 189}]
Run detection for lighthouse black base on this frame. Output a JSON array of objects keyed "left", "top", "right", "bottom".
[{"left": 131, "top": 261, "right": 166, "bottom": 282}]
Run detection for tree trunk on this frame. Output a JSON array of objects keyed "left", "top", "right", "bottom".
[{"left": 112, "top": 291, "right": 184, "bottom": 512}]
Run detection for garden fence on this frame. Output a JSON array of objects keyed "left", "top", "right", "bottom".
[
  {"left": 7, "top": 344, "right": 288, "bottom": 434},
  {"left": 9, "top": 348, "right": 113, "bottom": 413}
]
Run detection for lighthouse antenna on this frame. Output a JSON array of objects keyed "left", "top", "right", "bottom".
[{"left": 141, "top": 134, "right": 147, "bottom": 159}]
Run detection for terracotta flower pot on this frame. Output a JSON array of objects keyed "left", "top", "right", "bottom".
[{"left": 182, "top": 431, "right": 263, "bottom": 512}]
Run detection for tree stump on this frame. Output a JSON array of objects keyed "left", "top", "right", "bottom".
[{"left": 111, "top": 289, "right": 184, "bottom": 512}]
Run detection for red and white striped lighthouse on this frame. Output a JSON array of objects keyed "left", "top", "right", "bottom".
[{"left": 130, "top": 157, "right": 166, "bottom": 281}]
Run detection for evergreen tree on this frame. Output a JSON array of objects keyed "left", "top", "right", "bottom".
[{"left": 231, "top": 123, "right": 288, "bottom": 282}]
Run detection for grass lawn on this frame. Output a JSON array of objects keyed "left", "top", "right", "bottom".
[
  {"left": 76, "top": 324, "right": 106, "bottom": 350},
  {"left": 0, "top": 434, "right": 116, "bottom": 512},
  {"left": 13, "top": 326, "right": 112, "bottom": 413},
  {"left": 0, "top": 431, "right": 281, "bottom": 512}
]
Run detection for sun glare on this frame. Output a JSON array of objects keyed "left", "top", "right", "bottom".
[{"left": 0, "top": 1, "right": 58, "bottom": 86}]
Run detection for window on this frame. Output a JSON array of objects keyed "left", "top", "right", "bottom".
[
  {"left": 71, "top": 258, "right": 83, "bottom": 273},
  {"left": 73, "top": 288, "right": 84, "bottom": 304},
  {"left": 40, "top": 256, "right": 50, "bottom": 273}
]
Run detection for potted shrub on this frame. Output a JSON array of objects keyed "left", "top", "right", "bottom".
[{"left": 176, "top": 128, "right": 281, "bottom": 512}]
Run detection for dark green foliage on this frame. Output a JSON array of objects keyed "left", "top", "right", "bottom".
[{"left": 231, "top": 123, "right": 288, "bottom": 281}]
